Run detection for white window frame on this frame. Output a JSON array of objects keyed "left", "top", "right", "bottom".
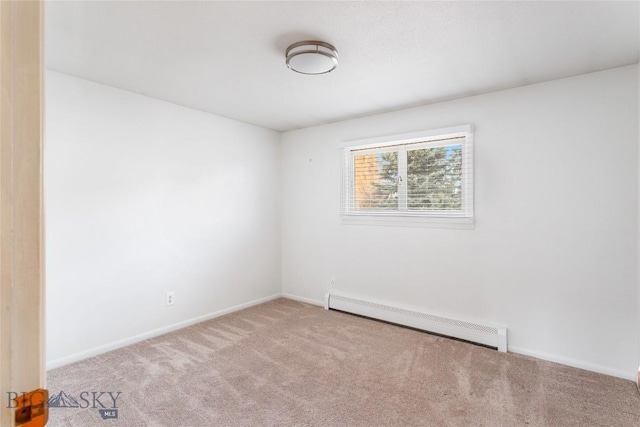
[{"left": 340, "top": 125, "right": 474, "bottom": 228}]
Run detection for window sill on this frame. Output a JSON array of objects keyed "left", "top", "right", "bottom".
[{"left": 340, "top": 213, "right": 474, "bottom": 229}]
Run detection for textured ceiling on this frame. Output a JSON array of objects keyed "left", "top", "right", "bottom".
[{"left": 45, "top": 1, "right": 639, "bottom": 132}]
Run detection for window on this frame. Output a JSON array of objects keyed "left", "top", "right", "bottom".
[{"left": 341, "top": 125, "right": 473, "bottom": 226}]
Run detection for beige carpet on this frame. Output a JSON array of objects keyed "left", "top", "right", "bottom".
[{"left": 47, "top": 298, "right": 640, "bottom": 426}]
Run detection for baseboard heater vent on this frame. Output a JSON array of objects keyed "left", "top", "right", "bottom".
[{"left": 325, "top": 292, "right": 507, "bottom": 352}]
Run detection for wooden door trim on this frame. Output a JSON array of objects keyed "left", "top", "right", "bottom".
[{"left": 0, "top": 1, "right": 45, "bottom": 426}]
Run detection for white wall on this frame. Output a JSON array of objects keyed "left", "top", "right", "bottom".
[
  {"left": 45, "top": 71, "right": 282, "bottom": 366},
  {"left": 282, "top": 65, "right": 639, "bottom": 380},
  {"left": 47, "top": 66, "right": 639, "bottom": 380}
]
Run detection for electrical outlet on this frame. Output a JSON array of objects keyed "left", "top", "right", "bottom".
[
  {"left": 166, "top": 291, "right": 175, "bottom": 306},
  {"left": 330, "top": 277, "right": 336, "bottom": 288}
]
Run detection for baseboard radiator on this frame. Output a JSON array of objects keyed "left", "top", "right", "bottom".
[{"left": 324, "top": 292, "right": 507, "bottom": 352}]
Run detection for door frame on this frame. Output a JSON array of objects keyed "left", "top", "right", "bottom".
[{"left": 0, "top": 1, "right": 45, "bottom": 426}]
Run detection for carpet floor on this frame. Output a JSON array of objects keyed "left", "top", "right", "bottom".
[{"left": 47, "top": 298, "right": 640, "bottom": 426}]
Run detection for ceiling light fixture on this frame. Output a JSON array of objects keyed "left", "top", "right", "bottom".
[{"left": 285, "top": 41, "right": 338, "bottom": 75}]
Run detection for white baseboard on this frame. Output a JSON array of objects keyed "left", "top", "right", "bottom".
[
  {"left": 48, "top": 291, "right": 636, "bottom": 383},
  {"left": 508, "top": 346, "right": 636, "bottom": 382},
  {"left": 46, "top": 293, "right": 282, "bottom": 371},
  {"left": 281, "top": 292, "right": 324, "bottom": 307}
]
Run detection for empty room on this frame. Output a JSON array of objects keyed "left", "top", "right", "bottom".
[{"left": 1, "top": 1, "right": 640, "bottom": 426}]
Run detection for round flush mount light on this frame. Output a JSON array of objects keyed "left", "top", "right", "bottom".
[{"left": 285, "top": 41, "right": 338, "bottom": 75}]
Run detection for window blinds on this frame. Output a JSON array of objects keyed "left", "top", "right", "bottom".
[{"left": 342, "top": 132, "right": 473, "bottom": 220}]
